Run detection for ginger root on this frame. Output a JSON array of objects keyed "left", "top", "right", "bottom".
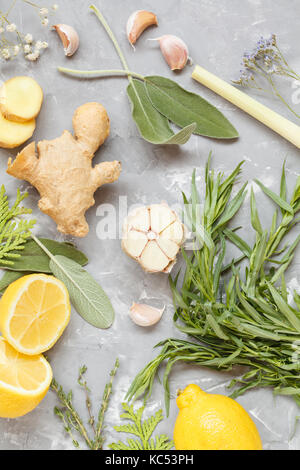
[
  {"left": 0, "top": 76, "right": 43, "bottom": 123},
  {"left": 7, "top": 102, "right": 121, "bottom": 237},
  {"left": 0, "top": 111, "right": 35, "bottom": 148}
]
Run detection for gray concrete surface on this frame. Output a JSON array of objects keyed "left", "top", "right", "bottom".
[{"left": 0, "top": 0, "right": 299, "bottom": 450}]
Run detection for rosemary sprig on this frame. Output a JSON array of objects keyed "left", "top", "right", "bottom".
[
  {"left": 51, "top": 359, "right": 119, "bottom": 450},
  {"left": 0, "top": 186, "right": 35, "bottom": 265},
  {"left": 127, "top": 158, "right": 300, "bottom": 414}
]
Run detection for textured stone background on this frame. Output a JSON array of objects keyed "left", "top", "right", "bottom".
[{"left": 0, "top": 0, "right": 299, "bottom": 450}]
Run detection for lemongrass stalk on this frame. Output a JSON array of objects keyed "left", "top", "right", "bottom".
[{"left": 192, "top": 64, "right": 300, "bottom": 149}]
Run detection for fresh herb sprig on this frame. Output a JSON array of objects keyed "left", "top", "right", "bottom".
[
  {"left": 51, "top": 359, "right": 119, "bottom": 450},
  {"left": 0, "top": 186, "right": 35, "bottom": 266},
  {"left": 109, "top": 403, "right": 174, "bottom": 450},
  {"left": 58, "top": 5, "right": 238, "bottom": 145},
  {"left": 127, "top": 158, "right": 300, "bottom": 414}
]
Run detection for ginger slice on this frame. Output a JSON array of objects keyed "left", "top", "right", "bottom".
[
  {"left": 140, "top": 241, "right": 170, "bottom": 273},
  {"left": 0, "top": 76, "right": 43, "bottom": 123},
  {"left": 7, "top": 102, "right": 121, "bottom": 237},
  {"left": 150, "top": 204, "right": 176, "bottom": 234},
  {"left": 122, "top": 230, "right": 148, "bottom": 258},
  {"left": 0, "top": 111, "right": 35, "bottom": 149},
  {"left": 160, "top": 220, "right": 184, "bottom": 245}
]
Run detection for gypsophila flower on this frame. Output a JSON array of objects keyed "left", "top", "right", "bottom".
[
  {"left": 13, "top": 45, "right": 20, "bottom": 56},
  {"left": 6, "top": 23, "right": 17, "bottom": 32},
  {"left": 41, "top": 18, "right": 49, "bottom": 26},
  {"left": 35, "top": 40, "right": 43, "bottom": 50},
  {"left": 39, "top": 8, "right": 49, "bottom": 15},
  {"left": 0, "top": 27, "right": 5, "bottom": 34},
  {"left": 25, "top": 52, "right": 39, "bottom": 61},
  {"left": 2, "top": 48, "right": 10, "bottom": 59},
  {"left": 24, "top": 44, "right": 31, "bottom": 53},
  {"left": 234, "top": 34, "right": 300, "bottom": 119},
  {"left": 24, "top": 33, "right": 33, "bottom": 44},
  {"left": 41, "top": 41, "right": 48, "bottom": 49},
  {"left": 52, "top": 4, "right": 59, "bottom": 11}
]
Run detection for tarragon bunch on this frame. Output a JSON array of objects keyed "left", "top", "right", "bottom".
[
  {"left": 0, "top": 185, "right": 35, "bottom": 266},
  {"left": 109, "top": 403, "right": 174, "bottom": 450},
  {"left": 51, "top": 359, "right": 119, "bottom": 450}
]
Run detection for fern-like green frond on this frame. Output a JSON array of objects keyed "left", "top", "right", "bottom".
[
  {"left": 109, "top": 403, "right": 174, "bottom": 450},
  {"left": 0, "top": 186, "right": 35, "bottom": 266}
]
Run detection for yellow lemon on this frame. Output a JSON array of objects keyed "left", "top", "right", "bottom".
[
  {"left": 0, "top": 336, "right": 52, "bottom": 418},
  {"left": 0, "top": 274, "right": 71, "bottom": 355},
  {"left": 174, "top": 384, "right": 262, "bottom": 450}
]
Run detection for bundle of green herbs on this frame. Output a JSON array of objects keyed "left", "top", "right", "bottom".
[{"left": 128, "top": 156, "right": 300, "bottom": 414}]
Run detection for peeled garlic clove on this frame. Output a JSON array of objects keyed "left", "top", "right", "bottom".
[
  {"left": 53, "top": 24, "right": 79, "bottom": 57},
  {"left": 126, "top": 206, "right": 150, "bottom": 232},
  {"left": 154, "top": 34, "right": 189, "bottom": 70},
  {"left": 157, "top": 238, "right": 180, "bottom": 259},
  {"left": 140, "top": 240, "right": 170, "bottom": 273},
  {"left": 130, "top": 303, "right": 164, "bottom": 327},
  {"left": 127, "top": 10, "right": 158, "bottom": 45},
  {"left": 160, "top": 220, "right": 184, "bottom": 245}
]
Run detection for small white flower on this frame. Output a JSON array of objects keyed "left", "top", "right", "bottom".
[
  {"left": 39, "top": 8, "right": 49, "bottom": 15},
  {"left": 0, "top": 27, "right": 5, "bottom": 34},
  {"left": 24, "top": 33, "right": 33, "bottom": 44},
  {"left": 2, "top": 48, "right": 10, "bottom": 59},
  {"left": 41, "top": 18, "right": 49, "bottom": 26},
  {"left": 6, "top": 23, "right": 17, "bottom": 32},
  {"left": 24, "top": 44, "right": 31, "bottom": 53},
  {"left": 41, "top": 41, "right": 48, "bottom": 49},
  {"left": 52, "top": 4, "right": 59, "bottom": 11},
  {"left": 35, "top": 40, "right": 43, "bottom": 50},
  {"left": 25, "top": 52, "right": 39, "bottom": 61},
  {"left": 13, "top": 45, "right": 20, "bottom": 55}
]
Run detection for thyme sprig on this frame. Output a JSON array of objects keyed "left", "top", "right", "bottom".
[
  {"left": 51, "top": 359, "right": 119, "bottom": 450},
  {"left": 127, "top": 158, "right": 300, "bottom": 414}
]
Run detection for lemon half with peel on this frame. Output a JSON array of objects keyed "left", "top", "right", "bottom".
[
  {"left": 0, "top": 274, "right": 71, "bottom": 355},
  {"left": 174, "top": 384, "right": 262, "bottom": 450},
  {"left": 0, "top": 336, "right": 52, "bottom": 418}
]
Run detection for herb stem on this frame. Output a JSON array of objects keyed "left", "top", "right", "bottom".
[{"left": 58, "top": 67, "right": 145, "bottom": 81}]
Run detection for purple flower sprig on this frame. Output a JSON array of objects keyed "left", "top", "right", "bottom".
[{"left": 233, "top": 34, "right": 300, "bottom": 119}]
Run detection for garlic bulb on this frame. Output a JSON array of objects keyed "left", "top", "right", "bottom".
[
  {"left": 53, "top": 24, "right": 79, "bottom": 57},
  {"left": 127, "top": 10, "right": 158, "bottom": 45},
  {"left": 122, "top": 203, "right": 186, "bottom": 273},
  {"left": 130, "top": 303, "right": 165, "bottom": 327},
  {"left": 154, "top": 34, "right": 189, "bottom": 70}
]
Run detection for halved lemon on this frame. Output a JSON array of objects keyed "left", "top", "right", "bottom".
[
  {"left": 0, "top": 337, "right": 52, "bottom": 418},
  {"left": 0, "top": 274, "right": 71, "bottom": 355}
]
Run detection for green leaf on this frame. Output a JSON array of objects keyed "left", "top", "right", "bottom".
[
  {"left": 267, "top": 282, "right": 300, "bottom": 333},
  {"left": 0, "top": 270, "right": 28, "bottom": 293},
  {"left": 49, "top": 255, "right": 114, "bottom": 329},
  {"left": 254, "top": 179, "right": 294, "bottom": 214},
  {"left": 0, "top": 238, "right": 88, "bottom": 272},
  {"left": 127, "top": 79, "right": 195, "bottom": 144},
  {"left": 144, "top": 75, "right": 239, "bottom": 139}
]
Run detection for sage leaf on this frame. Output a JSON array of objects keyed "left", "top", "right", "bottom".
[
  {"left": 127, "top": 79, "right": 195, "bottom": 144},
  {"left": 0, "top": 238, "right": 88, "bottom": 272},
  {"left": 49, "top": 255, "right": 114, "bottom": 329},
  {"left": 144, "top": 76, "right": 239, "bottom": 139},
  {"left": 0, "top": 270, "right": 28, "bottom": 294}
]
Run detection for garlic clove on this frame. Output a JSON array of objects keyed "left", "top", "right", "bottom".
[
  {"left": 130, "top": 302, "right": 165, "bottom": 327},
  {"left": 122, "top": 229, "right": 148, "bottom": 258},
  {"left": 126, "top": 206, "right": 150, "bottom": 232},
  {"left": 160, "top": 220, "right": 184, "bottom": 245},
  {"left": 53, "top": 24, "right": 79, "bottom": 57},
  {"left": 140, "top": 240, "right": 169, "bottom": 272},
  {"left": 154, "top": 34, "right": 189, "bottom": 71},
  {"left": 127, "top": 10, "right": 158, "bottom": 46},
  {"left": 157, "top": 238, "right": 180, "bottom": 259},
  {"left": 150, "top": 204, "right": 176, "bottom": 234}
]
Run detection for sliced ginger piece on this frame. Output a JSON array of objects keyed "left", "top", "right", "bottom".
[
  {"left": 0, "top": 76, "right": 43, "bottom": 123},
  {"left": 0, "top": 111, "right": 35, "bottom": 148},
  {"left": 7, "top": 102, "right": 121, "bottom": 237}
]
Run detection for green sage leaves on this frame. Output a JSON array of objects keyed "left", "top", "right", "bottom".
[{"left": 144, "top": 76, "right": 239, "bottom": 139}]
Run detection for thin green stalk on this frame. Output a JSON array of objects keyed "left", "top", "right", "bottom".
[{"left": 58, "top": 67, "right": 144, "bottom": 81}]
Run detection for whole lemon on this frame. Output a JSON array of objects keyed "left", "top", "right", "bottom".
[{"left": 174, "top": 384, "right": 262, "bottom": 450}]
